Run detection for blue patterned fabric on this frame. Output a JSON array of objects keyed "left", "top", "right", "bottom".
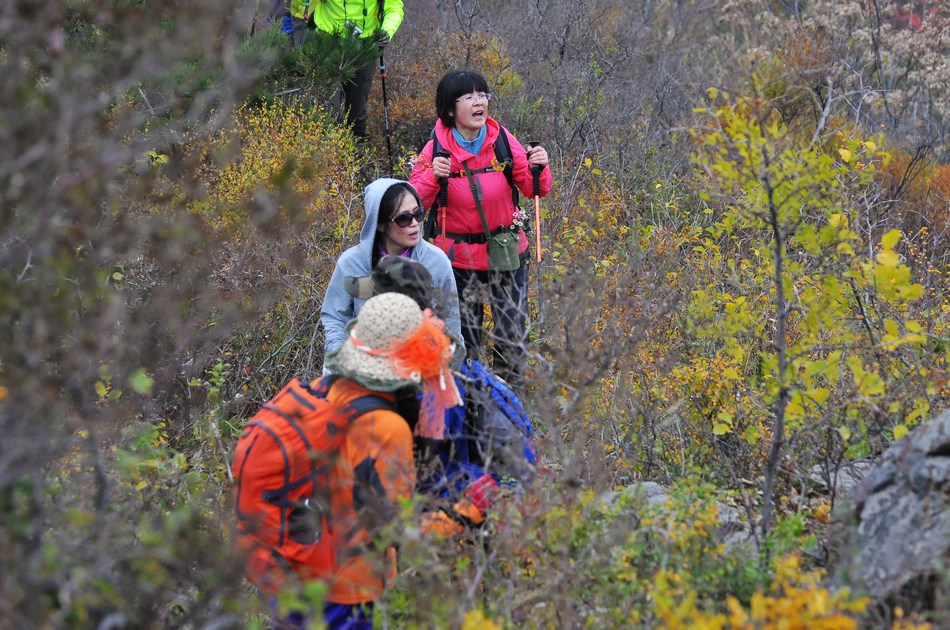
[{"left": 417, "top": 358, "right": 535, "bottom": 499}]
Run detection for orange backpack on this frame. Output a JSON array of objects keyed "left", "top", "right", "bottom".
[{"left": 232, "top": 375, "right": 396, "bottom": 594}]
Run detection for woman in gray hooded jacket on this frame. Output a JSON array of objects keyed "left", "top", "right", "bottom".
[{"left": 320, "top": 178, "right": 463, "bottom": 361}]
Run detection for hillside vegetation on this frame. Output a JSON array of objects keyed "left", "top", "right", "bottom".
[{"left": 2, "top": 0, "right": 949, "bottom": 627}]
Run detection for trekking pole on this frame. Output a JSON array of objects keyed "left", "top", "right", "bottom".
[
  {"left": 528, "top": 141, "right": 544, "bottom": 338},
  {"left": 378, "top": 53, "right": 394, "bottom": 170},
  {"left": 436, "top": 148, "right": 450, "bottom": 252}
]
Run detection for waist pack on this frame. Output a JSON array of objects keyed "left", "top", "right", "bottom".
[
  {"left": 232, "top": 375, "right": 395, "bottom": 594},
  {"left": 443, "top": 228, "right": 522, "bottom": 271},
  {"left": 486, "top": 229, "right": 521, "bottom": 271},
  {"left": 462, "top": 159, "right": 523, "bottom": 271}
]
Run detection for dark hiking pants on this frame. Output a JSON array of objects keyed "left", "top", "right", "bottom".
[
  {"left": 289, "top": 19, "right": 376, "bottom": 139},
  {"left": 454, "top": 261, "right": 529, "bottom": 389},
  {"left": 336, "top": 60, "right": 376, "bottom": 139}
]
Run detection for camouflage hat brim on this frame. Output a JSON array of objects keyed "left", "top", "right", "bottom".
[
  {"left": 345, "top": 256, "right": 435, "bottom": 308},
  {"left": 344, "top": 276, "right": 376, "bottom": 300}
]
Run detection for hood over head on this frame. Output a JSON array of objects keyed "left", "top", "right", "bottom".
[{"left": 358, "top": 178, "right": 421, "bottom": 254}]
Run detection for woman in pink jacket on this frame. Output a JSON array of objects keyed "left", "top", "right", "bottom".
[{"left": 409, "top": 69, "right": 552, "bottom": 388}]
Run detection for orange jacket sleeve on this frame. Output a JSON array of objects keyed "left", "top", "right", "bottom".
[{"left": 328, "top": 407, "right": 415, "bottom": 605}]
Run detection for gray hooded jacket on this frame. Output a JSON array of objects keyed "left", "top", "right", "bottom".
[{"left": 320, "top": 178, "right": 463, "bottom": 359}]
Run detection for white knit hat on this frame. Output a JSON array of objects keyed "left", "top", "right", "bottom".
[
  {"left": 327, "top": 293, "right": 424, "bottom": 388},
  {"left": 324, "top": 293, "right": 462, "bottom": 438}
]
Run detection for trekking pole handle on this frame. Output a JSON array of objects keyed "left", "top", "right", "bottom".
[
  {"left": 527, "top": 141, "right": 542, "bottom": 198},
  {"left": 435, "top": 149, "right": 450, "bottom": 209}
]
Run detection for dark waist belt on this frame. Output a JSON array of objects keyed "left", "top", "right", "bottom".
[{"left": 445, "top": 228, "right": 513, "bottom": 244}]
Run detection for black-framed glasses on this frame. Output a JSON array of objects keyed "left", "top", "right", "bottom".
[
  {"left": 455, "top": 92, "right": 492, "bottom": 104},
  {"left": 390, "top": 207, "right": 425, "bottom": 228}
]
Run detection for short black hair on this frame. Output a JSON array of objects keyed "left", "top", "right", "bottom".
[{"left": 435, "top": 69, "right": 491, "bottom": 129}]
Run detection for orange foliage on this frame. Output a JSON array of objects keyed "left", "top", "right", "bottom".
[
  {"left": 875, "top": 146, "right": 950, "bottom": 230},
  {"left": 776, "top": 26, "right": 834, "bottom": 78}
]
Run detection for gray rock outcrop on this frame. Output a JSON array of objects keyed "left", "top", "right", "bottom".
[
  {"left": 838, "top": 409, "right": 950, "bottom": 603},
  {"left": 600, "top": 481, "right": 753, "bottom": 551}
]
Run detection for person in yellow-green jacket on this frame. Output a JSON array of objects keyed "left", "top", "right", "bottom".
[{"left": 288, "top": 0, "right": 404, "bottom": 139}]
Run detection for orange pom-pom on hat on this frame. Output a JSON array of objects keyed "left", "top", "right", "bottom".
[
  {"left": 326, "top": 293, "right": 461, "bottom": 440},
  {"left": 386, "top": 309, "right": 462, "bottom": 439}
]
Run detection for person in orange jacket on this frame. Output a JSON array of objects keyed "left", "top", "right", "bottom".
[{"left": 263, "top": 292, "right": 491, "bottom": 628}]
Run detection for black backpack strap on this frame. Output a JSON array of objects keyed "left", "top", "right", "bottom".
[
  {"left": 308, "top": 374, "right": 339, "bottom": 398},
  {"left": 494, "top": 126, "right": 518, "bottom": 209},
  {"left": 344, "top": 394, "right": 398, "bottom": 421},
  {"left": 424, "top": 129, "right": 447, "bottom": 241},
  {"left": 304, "top": 375, "right": 396, "bottom": 422},
  {"left": 432, "top": 130, "right": 449, "bottom": 207},
  {"left": 312, "top": 374, "right": 400, "bottom": 421}
]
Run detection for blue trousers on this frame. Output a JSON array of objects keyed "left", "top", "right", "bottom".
[{"left": 271, "top": 599, "right": 374, "bottom": 630}]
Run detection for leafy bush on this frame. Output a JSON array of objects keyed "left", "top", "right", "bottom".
[
  {"left": 248, "top": 22, "right": 381, "bottom": 108},
  {"left": 5, "top": 0, "right": 950, "bottom": 627}
]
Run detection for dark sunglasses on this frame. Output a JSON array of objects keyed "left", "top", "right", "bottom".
[{"left": 390, "top": 207, "right": 425, "bottom": 228}]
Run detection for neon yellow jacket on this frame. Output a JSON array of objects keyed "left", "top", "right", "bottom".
[{"left": 289, "top": 0, "right": 404, "bottom": 40}]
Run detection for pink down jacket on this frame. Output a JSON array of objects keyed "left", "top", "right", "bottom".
[{"left": 409, "top": 117, "right": 553, "bottom": 271}]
